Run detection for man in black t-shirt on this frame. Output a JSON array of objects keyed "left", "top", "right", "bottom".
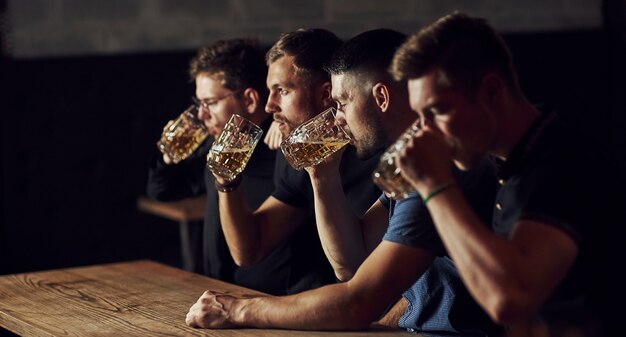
[{"left": 147, "top": 38, "right": 284, "bottom": 294}]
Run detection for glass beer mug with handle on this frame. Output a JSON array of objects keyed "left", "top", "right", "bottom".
[
  {"left": 206, "top": 114, "right": 263, "bottom": 182},
  {"left": 280, "top": 107, "right": 352, "bottom": 170},
  {"left": 372, "top": 123, "right": 420, "bottom": 200},
  {"left": 157, "top": 105, "right": 209, "bottom": 164}
]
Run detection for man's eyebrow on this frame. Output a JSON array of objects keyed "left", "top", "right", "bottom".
[
  {"left": 333, "top": 90, "right": 349, "bottom": 101},
  {"left": 419, "top": 97, "right": 442, "bottom": 113},
  {"left": 269, "top": 80, "right": 296, "bottom": 90}
]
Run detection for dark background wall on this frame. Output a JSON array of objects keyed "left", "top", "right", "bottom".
[
  {"left": 0, "top": 1, "right": 624, "bottom": 276},
  {"left": 1, "top": 51, "right": 199, "bottom": 274}
]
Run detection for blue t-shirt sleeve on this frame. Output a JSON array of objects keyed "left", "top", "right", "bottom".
[
  {"left": 378, "top": 192, "right": 390, "bottom": 209},
  {"left": 382, "top": 192, "right": 445, "bottom": 254}
]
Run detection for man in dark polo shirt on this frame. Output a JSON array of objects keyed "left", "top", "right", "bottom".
[
  {"left": 391, "top": 12, "right": 620, "bottom": 336},
  {"left": 147, "top": 38, "right": 281, "bottom": 294}
]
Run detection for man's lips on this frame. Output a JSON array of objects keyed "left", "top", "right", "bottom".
[
  {"left": 207, "top": 126, "right": 220, "bottom": 137},
  {"left": 273, "top": 117, "right": 288, "bottom": 129}
]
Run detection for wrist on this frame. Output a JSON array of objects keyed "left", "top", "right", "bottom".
[
  {"left": 422, "top": 182, "right": 457, "bottom": 204},
  {"left": 231, "top": 297, "right": 253, "bottom": 326},
  {"left": 214, "top": 175, "right": 242, "bottom": 193},
  {"left": 308, "top": 168, "right": 340, "bottom": 186}
]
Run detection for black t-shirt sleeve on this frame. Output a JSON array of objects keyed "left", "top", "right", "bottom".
[
  {"left": 516, "top": 150, "right": 589, "bottom": 244},
  {"left": 270, "top": 152, "right": 311, "bottom": 209},
  {"left": 145, "top": 138, "right": 210, "bottom": 201}
]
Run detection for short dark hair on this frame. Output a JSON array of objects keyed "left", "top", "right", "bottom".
[
  {"left": 189, "top": 38, "right": 268, "bottom": 99},
  {"left": 325, "top": 28, "right": 407, "bottom": 79},
  {"left": 266, "top": 28, "right": 342, "bottom": 84},
  {"left": 391, "top": 12, "right": 520, "bottom": 95}
]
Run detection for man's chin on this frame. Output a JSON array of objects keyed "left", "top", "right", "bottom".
[
  {"left": 453, "top": 154, "right": 486, "bottom": 171},
  {"left": 356, "top": 144, "right": 384, "bottom": 161},
  {"left": 278, "top": 124, "right": 292, "bottom": 138},
  {"left": 208, "top": 129, "right": 221, "bottom": 139},
  {"left": 453, "top": 160, "right": 470, "bottom": 171}
]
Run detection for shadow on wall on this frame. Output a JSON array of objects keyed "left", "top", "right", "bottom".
[{"left": 0, "top": 29, "right": 622, "bottom": 276}]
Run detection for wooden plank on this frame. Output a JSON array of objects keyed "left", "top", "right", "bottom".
[
  {"left": 137, "top": 196, "right": 206, "bottom": 222},
  {"left": 0, "top": 260, "right": 412, "bottom": 337}
]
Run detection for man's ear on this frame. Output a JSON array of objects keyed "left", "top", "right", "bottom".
[
  {"left": 372, "top": 83, "right": 390, "bottom": 112},
  {"left": 320, "top": 81, "right": 333, "bottom": 107},
  {"left": 242, "top": 88, "right": 259, "bottom": 114},
  {"left": 480, "top": 73, "right": 504, "bottom": 106}
]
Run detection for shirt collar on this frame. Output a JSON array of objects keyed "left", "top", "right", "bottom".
[{"left": 496, "top": 110, "right": 557, "bottom": 180}]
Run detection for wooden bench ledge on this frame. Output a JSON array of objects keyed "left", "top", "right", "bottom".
[{"left": 137, "top": 195, "right": 206, "bottom": 222}]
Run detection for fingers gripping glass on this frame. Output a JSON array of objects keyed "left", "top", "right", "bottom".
[
  {"left": 206, "top": 114, "right": 263, "bottom": 182},
  {"left": 280, "top": 107, "right": 352, "bottom": 170},
  {"left": 372, "top": 123, "right": 420, "bottom": 200}
]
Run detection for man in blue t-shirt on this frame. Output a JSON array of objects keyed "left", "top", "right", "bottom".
[{"left": 186, "top": 29, "right": 501, "bottom": 336}]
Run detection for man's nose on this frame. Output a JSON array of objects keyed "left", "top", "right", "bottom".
[
  {"left": 334, "top": 110, "right": 346, "bottom": 123},
  {"left": 334, "top": 108, "right": 348, "bottom": 123},
  {"left": 265, "top": 95, "right": 279, "bottom": 114},
  {"left": 197, "top": 107, "right": 211, "bottom": 120},
  {"left": 419, "top": 117, "right": 431, "bottom": 129}
]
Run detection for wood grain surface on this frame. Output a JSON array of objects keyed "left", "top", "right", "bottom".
[{"left": 0, "top": 260, "right": 412, "bottom": 336}]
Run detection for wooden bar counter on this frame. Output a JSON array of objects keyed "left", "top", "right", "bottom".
[{"left": 0, "top": 260, "right": 412, "bottom": 336}]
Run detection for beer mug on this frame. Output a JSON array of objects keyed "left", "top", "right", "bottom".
[
  {"left": 206, "top": 114, "right": 263, "bottom": 181},
  {"left": 372, "top": 124, "right": 420, "bottom": 200},
  {"left": 157, "top": 105, "right": 209, "bottom": 164},
  {"left": 280, "top": 107, "right": 351, "bottom": 170}
]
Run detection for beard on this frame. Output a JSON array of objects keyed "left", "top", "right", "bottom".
[
  {"left": 272, "top": 114, "right": 299, "bottom": 137},
  {"left": 353, "top": 107, "right": 388, "bottom": 160},
  {"left": 355, "top": 135, "right": 386, "bottom": 160},
  {"left": 354, "top": 125, "right": 386, "bottom": 160}
]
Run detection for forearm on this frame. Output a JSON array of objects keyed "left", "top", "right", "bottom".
[
  {"left": 218, "top": 189, "right": 261, "bottom": 266},
  {"left": 310, "top": 173, "right": 367, "bottom": 281},
  {"left": 187, "top": 242, "right": 427, "bottom": 331},
  {"left": 425, "top": 188, "right": 539, "bottom": 320},
  {"left": 232, "top": 284, "right": 376, "bottom": 330}
]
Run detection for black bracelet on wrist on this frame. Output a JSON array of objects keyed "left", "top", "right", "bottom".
[{"left": 214, "top": 175, "right": 242, "bottom": 193}]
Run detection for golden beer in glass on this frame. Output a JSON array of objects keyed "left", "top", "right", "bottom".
[
  {"left": 372, "top": 124, "right": 420, "bottom": 199},
  {"left": 280, "top": 107, "right": 351, "bottom": 170},
  {"left": 206, "top": 114, "right": 263, "bottom": 181},
  {"left": 157, "top": 105, "right": 209, "bottom": 164}
]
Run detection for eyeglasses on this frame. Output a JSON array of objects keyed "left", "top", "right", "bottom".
[{"left": 192, "top": 90, "right": 242, "bottom": 111}]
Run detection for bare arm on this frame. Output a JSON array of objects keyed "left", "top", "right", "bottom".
[
  {"left": 186, "top": 241, "right": 435, "bottom": 330},
  {"left": 397, "top": 129, "right": 578, "bottom": 323},
  {"left": 426, "top": 190, "right": 577, "bottom": 323},
  {"left": 263, "top": 120, "right": 284, "bottom": 150},
  {"left": 218, "top": 189, "right": 307, "bottom": 266},
  {"left": 306, "top": 152, "right": 389, "bottom": 281}
]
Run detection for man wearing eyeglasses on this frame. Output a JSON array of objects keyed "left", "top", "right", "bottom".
[{"left": 147, "top": 38, "right": 291, "bottom": 295}]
